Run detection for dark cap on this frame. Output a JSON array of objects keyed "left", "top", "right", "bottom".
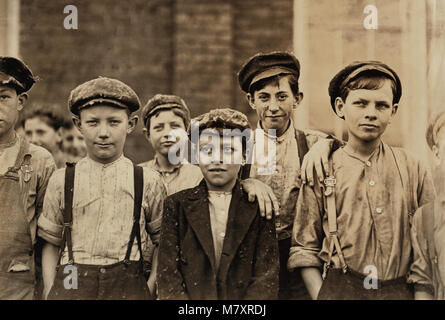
[
  {"left": 426, "top": 109, "right": 445, "bottom": 150},
  {"left": 328, "top": 61, "right": 402, "bottom": 118},
  {"left": 142, "top": 94, "right": 191, "bottom": 129},
  {"left": 237, "top": 51, "right": 300, "bottom": 93},
  {"left": 0, "top": 56, "right": 35, "bottom": 93},
  {"left": 68, "top": 77, "right": 141, "bottom": 116},
  {"left": 191, "top": 108, "right": 251, "bottom": 132}
]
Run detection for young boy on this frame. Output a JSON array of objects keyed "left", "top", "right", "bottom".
[
  {"left": 0, "top": 56, "right": 56, "bottom": 299},
  {"left": 139, "top": 94, "right": 203, "bottom": 195},
  {"left": 237, "top": 51, "right": 337, "bottom": 299},
  {"left": 59, "top": 115, "right": 87, "bottom": 163},
  {"left": 289, "top": 61, "right": 435, "bottom": 300},
  {"left": 157, "top": 108, "right": 279, "bottom": 300},
  {"left": 38, "top": 77, "right": 167, "bottom": 300},
  {"left": 408, "top": 109, "right": 445, "bottom": 299},
  {"left": 22, "top": 104, "right": 66, "bottom": 168}
]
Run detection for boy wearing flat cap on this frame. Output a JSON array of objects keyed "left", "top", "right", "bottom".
[
  {"left": 289, "top": 61, "right": 435, "bottom": 300},
  {"left": 408, "top": 109, "right": 445, "bottom": 299},
  {"left": 157, "top": 108, "right": 279, "bottom": 299},
  {"left": 38, "top": 77, "right": 166, "bottom": 300},
  {"left": 0, "top": 57, "right": 56, "bottom": 299},
  {"left": 238, "top": 51, "right": 338, "bottom": 299}
]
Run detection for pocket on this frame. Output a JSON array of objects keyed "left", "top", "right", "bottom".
[{"left": 7, "top": 256, "right": 32, "bottom": 273}]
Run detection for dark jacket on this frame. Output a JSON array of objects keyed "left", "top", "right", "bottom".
[{"left": 157, "top": 179, "right": 279, "bottom": 300}]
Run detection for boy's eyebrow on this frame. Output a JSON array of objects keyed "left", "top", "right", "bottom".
[{"left": 375, "top": 100, "right": 391, "bottom": 105}]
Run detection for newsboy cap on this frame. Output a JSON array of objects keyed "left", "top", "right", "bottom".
[
  {"left": 142, "top": 94, "right": 191, "bottom": 129},
  {"left": 426, "top": 109, "right": 445, "bottom": 150},
  {"left": 68, "top": 77, "right": 141, "bottom": 116},
  {"left": 237, "top": 51, "right": 300, "bottom": 93},
  {"left": 191, "top": 108, "right": 251, "bottom": 132},
  {"left": 0, "top": 56, "right": 35, "bottom": 93},
  {"left": 328, "top": 61, "right": 402, "bottom": 118}
]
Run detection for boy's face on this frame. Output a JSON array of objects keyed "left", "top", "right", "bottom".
[
  {"left": 247, "top": 76, "right": 302, "bottom": 136},
  {"left": 24, "top": 116, "right": 61, "bottom": 154},
  {"left": 60, "top": 125, "right": 87, "bottom": 158},
  {"left": 0, "top": 86, "right": 25, "bottom": 139},
  {"left": 335, "top": 79, "right": 398, "bottom": 143},
  {"left": 75, "top": 104, "right": 137, "bottom": 164},
  {"left": 198, "top": 132, "right": 242, "bottom": 192},
  {"left": 146, "top": 109, "right": 187, "bottom": 157}
]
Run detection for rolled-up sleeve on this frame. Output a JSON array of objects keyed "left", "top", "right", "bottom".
[
  {"left": 143, "top": 169, "right": 167, "bottom": 245},
  {"left": 288, "top": 181, "right": 325, "bottom": 270},
  {"left": 408, "top": 206, "right": 434, "bottom": 295},
  {"left": 37, "top": 169, "right": 65, "bottom": 246}
]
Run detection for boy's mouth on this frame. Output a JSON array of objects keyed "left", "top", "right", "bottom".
[
  {"left": 360, "top": 124, "right": 379, "bottom": 129},
  {"left": 208, "top": 168, "right": 227, "bottom": 172},
  {"left": 95, "top": 143, "right": 113, "bottom": 147}
]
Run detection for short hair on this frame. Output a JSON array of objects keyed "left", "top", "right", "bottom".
[
  {"left": 339, "top": 70, "right": 398, "bottom": 105},
  {"left": 145, "top": 107, "right": 189, "bottom": 133},
  {"left": 248, "top": 73, "right": 300, "bottom": 97},
  {"left": 22, "top": 104, "right": 64, "bottom": 131}
]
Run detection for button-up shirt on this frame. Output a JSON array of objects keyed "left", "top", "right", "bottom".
[
  {"left": 38, "top": 155, "right": 167, "bottom": 265},
  {"left": 208, "top": 191, "right": 232, "bottom": 271},
  {"left": 249, "top": 122, "right": 328, "bottom": 240},
  {"left": 139, "top": 156, "right": 203, "bottom": 196},
  {"left": 289, "top": 142, "right": 435, "bottom": 280}
]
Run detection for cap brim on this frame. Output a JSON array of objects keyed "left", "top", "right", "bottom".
[
  {"left": 75, "top": 98, "right": 130, "bottom": 114},
  {"left": 249, "top": 67, "right": 296, "bottom": 91}
]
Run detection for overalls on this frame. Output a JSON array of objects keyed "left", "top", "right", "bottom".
[
  {"left": 0, "top": 140, "right": 35, "bottom": 299},
  {"left": 47, "top": 164, "right": 152, "bottom": 300}
]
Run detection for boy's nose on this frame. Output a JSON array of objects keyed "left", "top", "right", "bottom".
[
  {"left": 98, "top": 124, "right": 110, "bottom": 138},
  {"left": 268, "top": 99, "right": 280, "bottom": 112}
]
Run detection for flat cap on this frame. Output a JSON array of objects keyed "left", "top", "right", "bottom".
[
  {"left": 68, "top": 77, "right": 141, "bottom": 116},
  {"left": 191, "top": 108, "right": 251, "bottom": 132},
  {"left": 328, "top": 61, "right": 402, "bottom": 118},
  {"left": 238, "top": 51, "right": 300, "bottom": 93},
  {"left": 426, "top": 109, "right": 445, "bottom": 150},
  {"left": 142, "top": 94, "right": 191, "bottom": 129},
  {"left": 0, "top": 56, "right": 35, "bottom": 93}
]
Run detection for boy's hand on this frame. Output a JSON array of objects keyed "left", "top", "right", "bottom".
[
  {"left": 241, "top": 178, "right": 279, "bottom": 219},
  {"left": 301, "top": 139, "right": 333, "bottom": 186}
]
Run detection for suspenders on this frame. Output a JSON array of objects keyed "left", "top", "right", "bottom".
[
  {"left": 57, "top": 163, "right": 144, "bottom": 269},
  {"left": 322, "top": 163, "right": 348, "bottom": 280}
]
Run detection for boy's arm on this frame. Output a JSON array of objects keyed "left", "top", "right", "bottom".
[
  {"left": 41, "top": 242, "right": 59, "bottom": 299},
  {"left": 288, "top": 179, "right": 325, "bottom": 299},
  {"left": 244, "top": 216, "right": 279, "bottom": 300},
  {"left": 37, "top": 169, "right": 65, "bottom": 299},
  {"left": 301, "top": 267, "right": 323, "bottom": 300},
  {"left": 408, "top": 206, "right": 435, "bottom": 299},
  {"left": 301, "top": 130, "right": 343, "bottom": 187},
  {"left": 157, "top": 196, "right": 188, "bottom": 300},
  {"left": 240, "top": 178, "right": 279, "bottom": 220}
]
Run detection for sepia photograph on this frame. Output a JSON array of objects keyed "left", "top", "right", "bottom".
[{"left": 1, "top": 0, "right": 445, "bottom": 310}]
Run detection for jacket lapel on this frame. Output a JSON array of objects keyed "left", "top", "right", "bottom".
[
  {"left": 183, "top": 180, "right": 217, "bottom": 272},
  {"left": 218, "top": 182, "right": 258, "bottom": 279}
]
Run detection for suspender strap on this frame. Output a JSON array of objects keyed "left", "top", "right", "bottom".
[
  {"left": 423, "top": 202, "right": 437, "bottom": 264},
  {"left": 322, "top": 161, "right": 348, "bottom": 280},
  {"left": 57, "top": 163, "right": 75, "bottom": 269},
  {"left": 295, "top": 129, "right": 309, "bottom": 167},
  {"left": 124, "top": 165, "right": 144, "bottom": 263}
]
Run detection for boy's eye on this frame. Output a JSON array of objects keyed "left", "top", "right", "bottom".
[
  {"left": 153, "top": 125, "right": 163, "bottom": 131},
  {"left": 223, "top": 146, "right": 233, "bottom": 153},
  {"left": 277, "top": 94, "right": 288, "bottom": 100},
  {"left": 258, "top": 94, "right": 269, "bottom": 101},
  {"left": 86, "top": 120, "right": 98, "bottom": 126},
  {"left": 110, "top": 120, "right": 121, "bottom": 125}
]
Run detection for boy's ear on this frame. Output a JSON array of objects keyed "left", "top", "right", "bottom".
[
  {"left": 17, "top": 93, "right": 28, "bottom": 111},
  {"left": 293, "top": 92, "right": 304, "bottom": 109},
  {"left": 246, "top": 93, "right": 256, "bottom": 110},
  {"left": 334, "top": 97, "right": 345, "bottom": 118},
  {"left": 127, "top": 115, "right": 139, "bottom": 134},
  {"left": 143, "top": 127, "right": 151, "bottom": 142},
  {"left": 73, "top": 116, "right": 82, "bottom": 132},
  {"left": 432, "top": 145, "right": 441, "bottom": 166},
  {"left": 391, "top": 103, "right": 399, "bottom": 116}
]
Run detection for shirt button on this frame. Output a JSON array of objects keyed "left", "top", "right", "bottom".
[
  {"left": 376, "top": 208, "right": 383, "bottom": 214},
  {"left": 219, "top": 232, "right": 225, "bottom": 237},
  {"left": 369, "top": 180, "right": 375, "bottom": 186},
  {"left": 165, "top": 173, "right": 169, "bottom": 176},
  {"left": 366, "top": 161, "right": 371, "bottom": 167},
  {"left": 100, "top": 268, "right": 106, "bottom": 274}
]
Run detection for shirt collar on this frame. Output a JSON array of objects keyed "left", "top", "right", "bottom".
[
  {"left": 257, "top": 119, "right": 294, "bottom": 144},
  {"left": 86, "top": 153, "right": 126, "bottom": 168},
  {"left": 153, "top": 154, "right": 182, "bottom": 174}
]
